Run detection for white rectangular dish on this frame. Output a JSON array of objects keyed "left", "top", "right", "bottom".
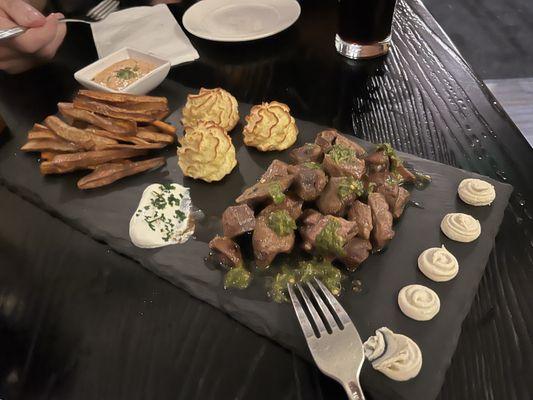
[{"left": 74, "top": 47, "right": 171, "bottom": 95}]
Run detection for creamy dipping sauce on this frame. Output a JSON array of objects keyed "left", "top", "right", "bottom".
[
  {"left": 93, "top": 58, "right": 156, "bottom": 91},
  {"left": 364, "top": 327, "right": 422, "bottom": 382},
  {"left": 129, "top": 183, "right": 194, "bottom": 248}
]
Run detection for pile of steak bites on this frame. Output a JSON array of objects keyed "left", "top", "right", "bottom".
[{"left": 210, "top": 129, "right": 417, "bottom": 275}]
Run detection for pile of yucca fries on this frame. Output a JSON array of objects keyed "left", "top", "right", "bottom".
[{"left": 21, "top": 90, "right": 176, "bottom": 189}]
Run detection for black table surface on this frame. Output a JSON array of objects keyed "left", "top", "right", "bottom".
[{"left": 0, "top": 1, "right": 532, "bottom": 399}]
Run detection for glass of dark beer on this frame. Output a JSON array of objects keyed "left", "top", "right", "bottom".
[{"left": 335, "top": 0, "right": 398, "bottom": 59}]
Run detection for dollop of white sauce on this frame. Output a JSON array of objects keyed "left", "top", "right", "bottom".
[
  {"left": 129, "top": 183, "right": 194, "bottom": 248},
  {"left": 440, "top": 213, "right": 481, "bottom": 242},
  {"left": 458, "top": 178, "right": 495, "bottom": 206},
  {"left": 418, "top": 245, "right": 459, "bottom": 282},
  {"left": 364, "top": 327, "right": 422, "bottom": 382},
  {"left": 398, "top": 284, "right": 440, "bottom": 321}
]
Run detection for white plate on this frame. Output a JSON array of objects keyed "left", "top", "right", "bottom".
[
  {"left": 182, "top": 0, "right": 301, "bottom": 42},
  {"left": 74, "top": 48, "right": 171, "bottom": 95}
]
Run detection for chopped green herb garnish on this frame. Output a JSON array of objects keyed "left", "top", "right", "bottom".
[
  {"left": 376, "top": 143, "right": 402, "bottom": 171},
  {"left": 167, "top": 194, "right": 180, "bottom": 207},
  {"left": 150, "top": 191, "right": 167, "bottom": 210},
  {"left": 224, "top": 267, "right": 252, "bottom": 290},
  {"left": 160, "top": 183, "right": 175, "bottom": 191},
  {"left": 315, "top": 218, "right": 346, "bottom": 257},
  {"left": 303, "top": 161, "right": 322, "bottom": 170},
  {"left": 267, "top": 259, "right": 343, "bottom": 303},
  {"left": 115, "top": 67, "right": 138, "bottom": 80},
  {"left": 328, "top": 144, "right": 357, "bottom": 165},
  {"left": 268, "top": 182, "right": 286, "bottom": 204},
  {"left": 267, "top": 210, "right": 296, "bottom": 237},
  {"left": 175, "top": 209, "right": 186, "bottom": 222},
  {"left": 338, "top": 177, "right": 364, "bottom": 201}
]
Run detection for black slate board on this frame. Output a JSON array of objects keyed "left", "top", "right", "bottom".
[{"left": 0, "top": 82, "right": 512, "bottom": 400}]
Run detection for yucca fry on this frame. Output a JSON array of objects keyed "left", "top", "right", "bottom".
[
  {"left": 151, "top": 120, "right": 176, "bottom": 135},
  {"left": 58, "top": 103, "right": 137, "bottom": 135},
  {"left": 41, "top": 152, "right": 58, "bottom": 160},
  {"left": 40, "top": 148, "right": 148, "bottom": 175},
  {"left": 21, "top": 139, "right": 81, "bottom": 153},
  {"left": 73, "top": 97, "right": 158, "bottom": 123},
  {"left": 95, "top": 142, "right": 167, "bottom": 150},
  {"left": 27, "top": 129, "right": 57, "bottom": 140},
  {"left": 136, "top": 129, "right": 175, "bottom": 144},
  {"left": 44, "top": 116, "right": 94, "bottom": 150},
  {"left": 78, "top": 90, "right": 168, "bottom": 107},
  {"left": 77, "top": 157, "right": 166, "bottom": 189},
  {"left": 87, "top": 128, "right": 153, "bottom": 145},
  {"left": 33, "top": 123, "right": 49, "bottom": 131}
]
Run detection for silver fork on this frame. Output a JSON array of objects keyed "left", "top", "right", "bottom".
[
  {"left": 289, "top": 279, "right": 366, "bottom": 400},
  {"left": 0, "top": 0, "right": 120, "bottom": 41}
]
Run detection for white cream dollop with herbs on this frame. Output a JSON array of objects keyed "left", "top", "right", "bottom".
[
  {"left": 129, "top": 183, "right": 194, "bottom": 248},
  {"left": 364, "top": 327, "right": 422, "bottom": 382}
]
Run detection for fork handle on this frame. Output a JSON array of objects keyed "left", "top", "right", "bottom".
[
  {"left": 0, "top": 26, "right": 27, "bottom": 40},
  {"left": 0, "top": 18, "right": 90, "bottom": 41},
  {"left": 343, "top": 380, "right": 365, "bottom": 400}
]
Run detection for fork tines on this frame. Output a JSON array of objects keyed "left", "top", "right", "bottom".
[
  {"left": 87, "top": 0, "right": 120, "bottom": 20},
  {"left": 288, "top": 278, "right": 353, "bottom": 339}
]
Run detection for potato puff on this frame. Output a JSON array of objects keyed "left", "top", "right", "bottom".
[
  {"left": 181, "top": 88, "right": 239, "bottom": 132},
  {"left": 243, "top": 101, "right": 298, "bottom": 152},
  {"left": 177, "top": 121, "right": 237, "bottom": 183}
]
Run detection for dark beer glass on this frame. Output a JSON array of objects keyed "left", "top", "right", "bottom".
[{"left": 335, "top": 0, "right": 398, "bottom": 59}]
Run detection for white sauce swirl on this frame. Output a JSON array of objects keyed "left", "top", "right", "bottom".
[
  {"left": 440, "top": 213, "right": 481, "bottom": 242},
  {"left": 364, "top": 327, "right": 422, "bottom": 381},
  {"left": 398, "top": 285, "right": 440, "bottom": 321},
  {"left": 458, "top": 178, "right": 495, "bottom": 206},
  {"left": 418, "top": 245, "right": 459, "bottom": 282},
  {"left": 129, "top": 183, "right": 194, "bottom": 248}
]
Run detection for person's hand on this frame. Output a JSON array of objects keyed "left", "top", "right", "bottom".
[{"left": 0, "top": 0, "right": 67, "bottom": 74}]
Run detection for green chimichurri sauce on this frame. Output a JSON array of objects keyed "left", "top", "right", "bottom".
[
  {"left": 267, "top": 210, "right": 297, "bottom": 237},
  {"left": 267, "top": 259, "right": 343, "bottom": 303},
  {"left": 338, "top": 177, "right": 364, "bottom": 200},
  {"left": 377, "top": 143, "right": 402, "bottom": 170},
  {"left": 224, "top": 266, "right": 252, "bottom": 290},
  {"left": 268, "top": 182, "right": 286, "bottom": 204},
  {"left": 328, "top": 144, "right": 356, "bottom": 165},
  {"left": 303, "top": 161, "right": 322, "bottom": 170},
  {"left": 315, "top": 219, "right": 346, "bottom": 257}
]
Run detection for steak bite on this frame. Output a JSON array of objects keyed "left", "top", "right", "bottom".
[
  {"left": 339, "top": 237, "right": 372, "bottom": 270},
  {"left": 253, "top": 215, "right": 295, "bottom": 268},
  {"left": 316, "top": 176, "right": 363, "bottom": 216},
  {"left": 376, "top": 184, "right": 410, "bottom": 219},
  {"left": 395, "top": 163, "right": 416, "bottom": 183},
  {"left": 365, "top": 149, "right": 390, "bottom": 172},
  {"left": 289, "top": 143, "right": 324, "bottom": 164},
  {"left": 260, "top": 159, "right": 291, "bottom": 183},
  {"left": 260, "top": 194, "right": 303, "bottom": 220},
  {"left": 235, "top": 175, "right": 294, "bottom": 207},
  {"left": 287, "top": 164, "right": 328, "bottom": 201},
  {"left": 368, "top": 192, "right": 395, "bottom": 250},
  {"left": 314, "top": 129, "right": 366, "bottom": 157},
  {"left": 347, "top": 200, "right": 373, "bottom": 240},
  {"left": 322, "top": 145, "right": 366, "bottom": 179},
  {"left": 222, "top": 204, "right": 256, "bottom": 238},
  {"left": 209, "top": 236, "right": 244, "bottom": 268},
  {"left": 299, "top": 212, "right": 358, "bottom": 256}
]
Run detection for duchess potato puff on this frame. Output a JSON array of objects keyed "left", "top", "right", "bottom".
[
  {"left": 177, "top": 121, "right": 237, "bottom": 182},
  {"left": 181, "top": 88, "right": 239, "bottom": 132},
  {"left": 243, "top": 101, "right": 298, "bottom": 152}
]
